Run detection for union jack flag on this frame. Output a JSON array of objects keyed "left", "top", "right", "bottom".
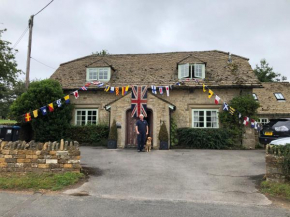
[{"left": 131, "top": 85, "right": 147, "bottom": 118}]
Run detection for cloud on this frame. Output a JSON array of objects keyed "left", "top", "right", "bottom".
[{"left": 1, "top": 0, "right": 289, "bottom": 81}]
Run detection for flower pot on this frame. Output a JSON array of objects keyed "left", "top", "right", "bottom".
[
  {"left": 108, "top": 140, "right": 117, "bottom": 149},
  {"left": 159, "top": 141, "right": 168, "bottom": 150}
]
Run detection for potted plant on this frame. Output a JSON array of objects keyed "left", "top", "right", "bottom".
[
  {"left": 108, "top": 120, "right": 118, "bottom": 149},
  {"left": 159, "top": 122, "right": 169, "bottom": 150}
]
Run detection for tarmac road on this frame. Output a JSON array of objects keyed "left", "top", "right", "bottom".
[{"left": 0, "top": 147, "right": 289, "bottom": 217}]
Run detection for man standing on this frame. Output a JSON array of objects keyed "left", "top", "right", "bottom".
[{"left": 135, "top": 114, "right": 149, "bottom": 152}]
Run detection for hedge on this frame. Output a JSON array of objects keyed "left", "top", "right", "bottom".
[
  {"left": 175, "top": 128, "right": 234, "bottom": 149},
  {"left": 66, "top": 124, "right": 109, "bottom": 146}
]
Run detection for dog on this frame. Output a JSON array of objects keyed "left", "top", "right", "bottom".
[{"left": 145, "top": 137, "right": 152, "bottom": 152}]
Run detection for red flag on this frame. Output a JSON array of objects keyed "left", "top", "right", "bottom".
[
  {"left": 48, "top": 103, "right": 54, "bottom": 112},
  {"left": 215, "top": 95, "right": 220, "bottom": 105},
  {"left": 85, "top": 82, "right": 92, "bottom": 87},
  {"left": 25, "top": 113, "right": 31, "bottom": 122},
  {"left": 73, "top": 90, "right": 79, "bottom": 99},
  {"left": 243, "top": 117, "right": 249, "bottom": 126}
]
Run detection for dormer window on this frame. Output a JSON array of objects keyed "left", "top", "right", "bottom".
[
  {"left": 178, "top": 63, "right": 205, "bottom": 79},
  {"left": 274, "top": 93, "right": 285, "bottom": 101},
  {"left": 86, "top": 67, "right": 111, "bottom": 82}
]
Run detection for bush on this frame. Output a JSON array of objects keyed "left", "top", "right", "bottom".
[
  {"left": 66, "top": 124, "right": 109, "bottom": 145},
  {"left": 170, "top": 117, "right": 178, "bottom": 146},
  {"left": 175, "top": 128, "right": 234, "bottom": 149},
  {"left": 219, "top": 94, "right": 260, "bottom": 144},
  {"left": 108, "top": 120, "right": 117, "bottom": 141},
  {"left": 9, "top": 79, "right": 73, "bottom": 142},
  {"left": 159, "top": 122, "right": 168, "bottom": 142}
]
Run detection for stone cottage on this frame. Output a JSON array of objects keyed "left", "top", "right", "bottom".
[
  {"left": 50, "top": 50, "right": 261, "bottom": 149},
  {"left": 253, "top": 82, "right": 290, "bottom": 125}
]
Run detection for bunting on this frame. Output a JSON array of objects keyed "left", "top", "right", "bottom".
[
  {"left": 215, "top": 95, "right": 220, "bottom": 105},
  {"left": 203, "top": 84, "right": 207, "bottom": 92},
  {"left": 125, "top": 86, "right": 129, "bottom": 94},
  {"left": 122, "top": 87, "right": 125, "bottom": 96},
  {"left": 56, "top": 99, "right": 62, "bottom": 107},
  {"left": 64, "top": 95, "right": 70, "bottom": 104},
  {"left": 208, "top": 89, "right": 214, "bottom": 98},
  {"left": 25, "top": 113, "right": 31, "bottom": 122},
  {"left": 81, "top": 86, "right": 87, "bottom": 91},
  {"left": 115, "top": 87, "right": 119, "bottom": 96},
  {"left": 159, "top": 87, "right": 163, "bottom": 95},
  {"left": 73, "top": 90, "right": 79, "bottom": 99},
  {"left": 165, "top": 86, "right": 170, "bottom": 97},
  {"left": 229, "top": 107, "right": 235, "bottom": 115},
  {"left": 104, "top": 85, "right": 110, "bottom": 92},
  {"left": 151, "top": 85, "right": 157, "bottom": 94},
  {"left": 110, "top": 87, "right": 115, "bottom": 93},
  {"left": 223, "top": 102, "right": 229, "bottom": 111},
  {"left": 33, "top": 110, "right": 38, "bottom": 118},
  {"left": 40, "top": 106, "right": 47, "bottom": 115},
  {"left": 48, "top": 103, "right": 54, "bottom": 112}
]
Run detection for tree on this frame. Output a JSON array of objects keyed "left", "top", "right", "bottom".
[
  {"left": 219, "top": 94, "right": 260, "bottom": 145},
  {"left": 9, "top": 79, "right": 73, "bottom": 142},
  {"left": 92, "top": 49, "right": 109, "bottom": 56},
  {"left": 0, "top": 29, "right": 22, "bottom": 99},
  {"left": 0, "top": 80, "right": 25, "bottom": 119},
  {"left": 254, "top": 59, "right": 280, "bottom": 82}
]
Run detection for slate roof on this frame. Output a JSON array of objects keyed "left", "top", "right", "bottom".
[
  {"left": 254, "top": 82, "right": 290, "bottom": 115},
  {"left": 50, "top": 50, "right": 261, "bottom": 89}
]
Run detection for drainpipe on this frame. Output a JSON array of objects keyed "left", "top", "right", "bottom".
[{"left": 104, "top": 105, "right": 111, "bottom": 128}]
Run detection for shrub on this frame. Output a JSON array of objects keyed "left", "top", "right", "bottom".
[
  {"left": 267, "top": 144, "right": 290, "bottom": 176},
  {"left": 9, "top": 79, "right": 73, "bottom": 142},
  {"left": 219, "top": 94, "right": 260, "bottom": 143},
  {"left": 159, "top": 122, "right": 168, "bottom": 142},
  {"left": 170, "top": 117, "right": 178, "bottom": 146},
  {"left": 66, "top": 124, "right": 109, "bottom": 145},
  {"left": 175, "top": 128, "right": 234, "bottom": 149},
  {"left": 108, "top": 120, "right": 117, "bottom": 141}
]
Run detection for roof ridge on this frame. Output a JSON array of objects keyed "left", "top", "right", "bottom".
[{"left": 59, "top": 50, "right": 249, "bottom": 66}]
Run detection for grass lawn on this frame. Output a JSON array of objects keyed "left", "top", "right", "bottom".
[
  {"left": 261, "top": 181, "right": 290, "bottom": 200},
  {"left": 0, "top": 172, "right": 85, "bottom": 191},
  {"left": 0, "top": 119, "right": 17, "bottom": 124}
]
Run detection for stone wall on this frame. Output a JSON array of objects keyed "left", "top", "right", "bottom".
[
  {"left": 265, "top": 144, "right": 289, "bottom": 183},
  {"left": 0, "top": 140, "right": 81, "bottom": 173}
]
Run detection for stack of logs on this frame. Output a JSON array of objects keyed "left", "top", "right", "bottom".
[{"left": 0, "top": 139, "right": 81, "bottom": 173}]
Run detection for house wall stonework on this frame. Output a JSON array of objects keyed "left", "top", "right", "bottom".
[{"left": 68, "top": 87, "right": 255, "bottom": 149}]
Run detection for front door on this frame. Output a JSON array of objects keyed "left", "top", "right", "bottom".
[{"left": 126, "top": 110, "right": 153, "bottom": 148}]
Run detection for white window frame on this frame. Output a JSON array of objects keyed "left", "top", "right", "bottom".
[
  {"left": 192, "top": 109, "right": 219, "bottom": 128},
  {"left": 252, "top": 93, "right": 258, "bottom": 101},
  {"left": 178, "top": 63, "right": 205, "bottom": 79},
  {"left": 75, "top": 109, "right": 98, "bottom": 126},
  {"left": 259, "top": 118, "right": 269, "bottom": 126},
  {"left": 86, "top": 67, "right": 111, "bottom": 82},
  {"left": 274, "top": 93, "right": 285, "bottom": 101}
]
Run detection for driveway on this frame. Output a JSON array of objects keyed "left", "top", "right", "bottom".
[
  {"left": 65, "top": 147, "right": 270, "bottom": 206},
  {"left": 1, "top": 147, "right": 290, "bottom": 217}
]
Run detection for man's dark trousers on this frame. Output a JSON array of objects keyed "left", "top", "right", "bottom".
[{"left": 137, "top": 133, "right": 146, "bottom": 151}]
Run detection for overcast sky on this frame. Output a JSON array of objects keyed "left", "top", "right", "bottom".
[{"left": 1, "top": 0, "right": 290, "bottom": 81}]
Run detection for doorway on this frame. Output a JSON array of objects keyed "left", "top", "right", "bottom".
[{"left": 125, "top": 109, "right": 153, "bottom": 148}]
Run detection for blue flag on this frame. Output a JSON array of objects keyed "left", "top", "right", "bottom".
[
  {"left": 223, "top": 102, "right": 229, "bottom": 111},
  {"left": 40, "top": 106, "right": 48, "bottom": 115}
]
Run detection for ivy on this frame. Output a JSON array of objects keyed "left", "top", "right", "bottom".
[{"left": 170, "top": 117, "right": 178, "bottom": 146}]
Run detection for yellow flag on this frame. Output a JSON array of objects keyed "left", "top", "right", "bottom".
[
  {"left": 105, "top": 85, "right": 110, "bottom": 92},
  {"left": 125, "top": 85, "right": 129, "bottom": 94},
  {"left": 33, "top": 110, "right": 38, "bottom": 118},
  {"left": 203, "top": 84, "right": 207, "bottom": 92},
  {"left": 208, "top": 89, "right": 214, "bottom": 98},
  {"left": 64, "top": 95, "right": 70, "bottom": 103}
]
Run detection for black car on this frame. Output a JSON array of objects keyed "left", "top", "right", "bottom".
[{"left": 259, "top": 118, "right": 290, "bottom": 144}]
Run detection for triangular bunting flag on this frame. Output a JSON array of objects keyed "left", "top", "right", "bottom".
[
  {"left": 48, "top": 103, "right": 54, "bottom": 112},
  {"left": 208, "top": 89, "right": 214, "bottom": 98},
  {"left": 215, "top": 95, "right": 220, "bottom": 105}
]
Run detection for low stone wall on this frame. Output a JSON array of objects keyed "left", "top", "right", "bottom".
[
  {"left": 265, "top": 144, "right": 289, "bottom": 183},
  {"left": 0, "top": 140, "right": 81, "bottom": 173}
]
